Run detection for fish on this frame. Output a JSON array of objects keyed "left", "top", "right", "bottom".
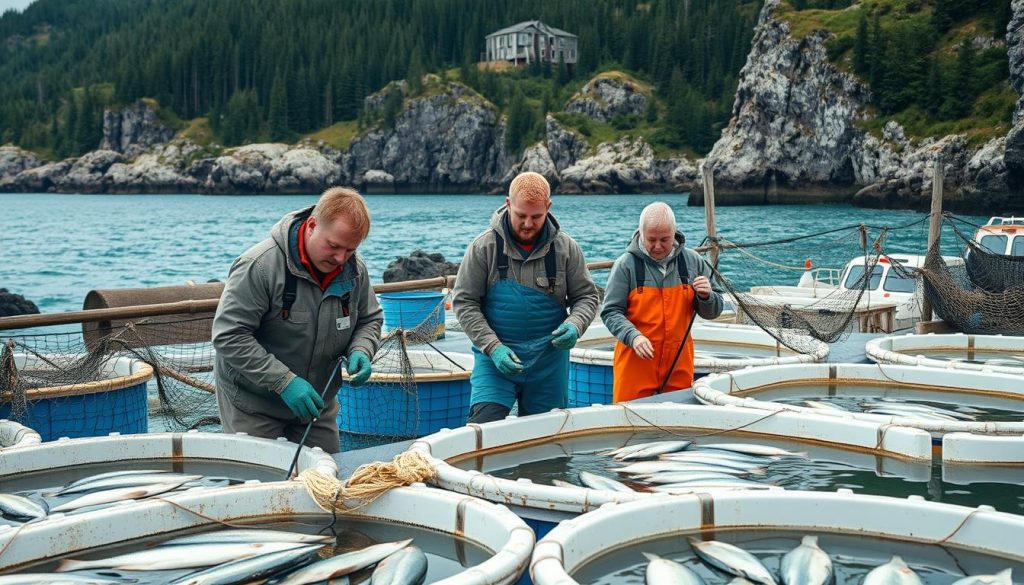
[
  {"left": 651, "top": 483, "right": 774, "bottom": 493},
  {"left": 602, "top": 440, "right": 690, "bottom": 459},
  {"left": 168, "top": 543, "right": 324, "bottom": 585},
  {"left": 700, "top": 443, "right": 806, "bottom": 458},
  {"left": 618, "top": 441, "right": 693, "bottom": 460},
  {"left": 780, "top": 536, "right": 832, "bottom": 585},
  {"left": 56, "top": 541, "right": 310, "bottom": 572},
  {"left": 615, "top": 461, "right": 765, "bottom": 476},
  {"left": 50, "top": 480, "right": 191, "bottom": 513},
  {"left": 56, "top": 474, "right": 202, "bottom": 496},
  {"left": 275, "top": 539, "right": 413, "bottom": 585},
  {"left": 862, "top": 556, "right": 923, "bottom": 585},
  {"left": 861, "top": 401, "right": 975, "bottom": 421},
  {"left": 161, "top": 528, "right": 335, "bottom": 546},
  {"left": 0, "top": 575, "right": 129, "bottom": 584},
  {"left": 0, "top": 493, "right": 48, "bottom": 521},
  {"left": 60, "top": 469, "right": 172, "bottom": 490},
  {"left": 804, "top": 400, "right": 847, "bottom": 411},
  {"left": 951, "top": 568, "right": 1013, "bottom": 585},
  {"left": 635, "top": 472, "right": 743, "bottom": 484},
  {"left": 578, "top": 471, "right": 635, "bottom": 493},
  {"left": 651, "top": 477, "right": 766, "bottom": 488},
  {"left": 865, "top": 408, "right": 959, "bottom": 422},
  {"left": 642, "top": 552, "right": 705, "bottom": 585},
  {"left": 370, "top": 545, "right": 428, "bottom": 585},
  {"left": 551, "top": 479, "right": 579, "bottom": 489},
  {"left": 656, "top": 456, "right": 770, "bottom": 473},
  {"left": 728, "top": 579, "right": 757, "bottom": 585},
  {"left": 688, "top": 537, "right": 777, "bottom": 585}
]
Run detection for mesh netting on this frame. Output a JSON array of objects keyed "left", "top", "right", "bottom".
[{"left": 0, "top": 317, "right": 219, "bottom": 439}]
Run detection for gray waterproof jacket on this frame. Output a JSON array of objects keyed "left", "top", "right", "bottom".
[
  {"left": 212, "top": 206, "right": 383, "bottom": 417},
  {"left": 452, "top": 205, "right": 600, "bottom": 355}
]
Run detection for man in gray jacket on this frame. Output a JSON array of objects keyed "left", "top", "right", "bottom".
[
  {"left": 213, "top": 187, "right": 383, "bottom": 453},
  {"left": 453, "top": 172, "right": 600, "bottom": 424}
]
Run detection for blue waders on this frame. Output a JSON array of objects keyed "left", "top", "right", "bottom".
[{"left": 469, "top": 235, "right": 569, "bottom": 418}]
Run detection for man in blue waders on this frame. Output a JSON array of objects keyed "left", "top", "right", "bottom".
[{"left": 453, "top": 172, "right": 600, "bottom": 423}]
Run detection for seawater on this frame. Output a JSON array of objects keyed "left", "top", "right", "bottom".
[{"left": 0, "top": 193, "right": 988, "bottom": 314}]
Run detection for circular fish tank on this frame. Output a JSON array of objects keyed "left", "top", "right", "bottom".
[
  {"left": 0, "top": 431, "right": 338, "bottom": 521},
  {"left": 337, "top": 349, "right": 472, "bottom": 450},
  {"left": 0, "top": 353, "right": 153, "bottom": 441},
  {"left": 531, "top": 491, "right": 1024, "bottom": 584},
  {"left": 411, "top": 403, "right": 933, "bottom": 537},
  {"left": 866, "top": 333, "right": 1024, "bottom": 374},
  {"left": 0, "top": 481, "right": 534, "bottom": 584},
  {"left": 0, "top": 419, "right": 40, "bottom": 448},
  {"left": 692, "top": 363, "right": 1024, "bottom": 441},
  {"left": 568, "top": 323, "right": 829, "bottom": 407}
]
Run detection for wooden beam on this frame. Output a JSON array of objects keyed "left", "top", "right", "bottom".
[
  {"left": 920, "top": 158, "right": 944, "bottom": 323},
  {"left": 701, "top": 163, "right": 720, "bottom": 268}
]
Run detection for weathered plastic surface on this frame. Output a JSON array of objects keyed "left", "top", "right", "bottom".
[
  {"left": 0, "top": 419, "right": 41, "bottom": 448},
  {"left": 866, "top": 332, "right": 1024, "bottom": 375}
]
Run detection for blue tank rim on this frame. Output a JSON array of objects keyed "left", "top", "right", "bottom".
[{"left": 378, "top": 291, "right": 445, "bottom": 301}]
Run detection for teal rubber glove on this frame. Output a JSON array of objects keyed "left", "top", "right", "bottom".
[
  {"left": 490, "top": 345, "right": 524, "bottom": 376},
  {"left": 550, "top": 322, "right": 579, "bottom": 350},
  {"left": 280, "top": 377, "right": 324, "bottom": 421},
  {"left": 347, "top": 350, "right": 373, "bottom": 387}
]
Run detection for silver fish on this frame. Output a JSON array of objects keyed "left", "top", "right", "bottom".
[
  {"left": 615, "top": 461, "right": 764, "bottom": 476},
  {"left": 618, "top": 441, "right": 694, "bottom": 461},
  {"left": 0, "top": 493, "right": 48, "bottom": 521},
  {"left": 61, "top": 469, "right": 171, "bottom": 490},
  {"left": 604, "top": 440, "right": 690, "bottom": 459},
  {"left": 56, "top": 541, "right": 309, "bottom": 572},
  {"left": 653, "top": 477, "right": 766, "bottom": 488},
  {"left": 161, "top": 528, "right": 335, "bottom": 546},
  {"left": 700, "top": 443, "right": 806, "bottom": 458},
  {"left": 688, "top": 537, "right": 777, "bottom": 585},
  {"left": 50, "top": 480, "right": 190, "bottom": 513},
  {"left": 370, "top": 545, "right": 428, "bottom": 585},
  {"left": 728, "top": 579, "right": 757, "bottom": 585},
  {"left": 551, "top": 479, "right": 579, "bottom": 489},
  {"left": 804, "top": 400, "right": 847, "bottom": 412},
  {"left": 169, "top": 543, "right": 324, "bottom": 585},
  {"left": 579, "top": 471, "right": 635, "bottom": 493},
  {"left": 652, "top": 483, "right": 774, "bottom": 493},
  {"left": 57, "top": 474, "right": 202, "bottom": 496},
  {"left": 951, "top": 568, "right": 1013, "bottom": 585},
  {"left": 866, "top": 408, "right": 958, "bottom": 422},
  {"left": 862, "top": 556, "right": 923, "bottom": 585},
  {"left": 780, "top": 536, "right": 832, "bottom": 585},
  {"left": 0, "top": 575, "right": 128, "bottom": 584},
  {"left": 866, "top": 401, "right": 975, "bottom": 421},
  {"left": 643, "top": 552, "right": 705, "bottom": 585},
  {"left": 637, "top": 472, "right": 742, "bottom": 484},
  {"left": 276, "top": 539, "right": 413, "bottom": 585}
]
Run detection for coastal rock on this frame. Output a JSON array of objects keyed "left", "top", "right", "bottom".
[
  {"left": 565, "top": 75, "right": 649, "bottom": 124},
  {"left": 0, "top": 288, "right": 39, "bottom": 317},
  {"left": 558, "top": 136, "right": 663, "bottom": 194},
  {"left": 54, "top": 150, "right": 124, "bottom": 193},
  {"left": 105, "top": 144, "right": 201, "bottom": 193},
  {"left": 513, "top": 143, "right": 559, "bottom": 185},
  {"left": 545, "top": 115, "right": 590, "bottom": 172},
  {"left": 363, "top": 169, "right": 395, "bottom": 192},
  {"left": 1005, "top": 0, "right": 1024, "bottom": 178},
  {"left": 198, "top": 144, "right": 342, "bottom": 194},
  {"left": 383, "top": 250, "right": 460, "bottom": 283},
  {"left": 100, "top": 101, "right": 177, "bottom": 158},
  {"left": 5, "top": 159, "right": 74, "bottom": 192},
  {"left": 851, "top": 135, "right": 971, "bottom": 210},
  {"left": 0, "top": 146, "right": 42, "bottom": 182},
  {"left": 266, "top": 147, "right": 343, "bottom": 192}
]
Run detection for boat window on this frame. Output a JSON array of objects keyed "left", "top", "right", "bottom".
[
  {"left": 1013, "top": 236, "right": 1024, "bottom": 257},
  {"left": 843, "top": 264, "right": 883, "bottom": 290},
  {"left": 882, "top": 270, "right": 917, "bottom": 293},
  {"left": 978, "top": 234, "right": 1008, "bottom": 254}
]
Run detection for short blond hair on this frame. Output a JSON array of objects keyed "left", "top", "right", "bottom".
[
  {"left": 508, "top": 172, "right": 551, "bottom": 204},
  {"left": 313, "top": 186, "right": 371, "bottom": 240}
]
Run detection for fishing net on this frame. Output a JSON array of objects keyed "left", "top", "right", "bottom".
[
  {"left": 910, "top": 216, "right": 1024, "bottom": 335},
  {"left": 0, "top": 316, "right": 219, "bottom": 440}
]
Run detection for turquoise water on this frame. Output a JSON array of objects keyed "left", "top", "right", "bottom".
[{"left": 0, "top": 193, "right": 987, "bottom": 314}]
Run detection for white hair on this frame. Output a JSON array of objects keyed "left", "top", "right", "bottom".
[{"left": 639, "top": 202, "right": 676, "bottom": 232}]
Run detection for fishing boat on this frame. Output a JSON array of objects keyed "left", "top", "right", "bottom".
[{"left": 973, "top": 216, "right": 1024, "bottom": 255}]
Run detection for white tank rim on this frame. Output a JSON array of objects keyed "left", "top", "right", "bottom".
[{"left": 866, "top": 332, "right": 1024, "bottom": 375}]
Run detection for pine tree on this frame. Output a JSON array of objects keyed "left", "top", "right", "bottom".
[
  {"left": 945, "top": 39, "right": 975, "bottom": 119},
  {"left": 853, "top": 13, "right": 869, "bottom": 75},
  {"left": 268, "top": 71, "right": 288, "bottom": 141}
]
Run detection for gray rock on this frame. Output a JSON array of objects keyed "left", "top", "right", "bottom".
[
  {"left": 545, "top": 115, "right": 590, "bottom": 172},
  {"left": 565, "top": 76, "right": 649, "bottom": 124},
  {"left": 0, "top": 146, "right": 42, "bottom": 181},
  {"left": 559, "top": 137, "right": 663, "bottom": 194},
  {"left": 55, "top": 150, "right": 124, "bottom": 193},
  {"left": 363, "top": 169, "right": 396, "bottom": 190},
  {"left": 383, "top": 250, "right": 459, "bottom": 283},
  {"left": 105, "top": 143, "right": 200, "bottom": 193},
  {"left": 1005, "top": 0, "right": 1024, "bottom": 177},
  {"left": 5, "top": 159, "right": 74, "bottom": 192},
  {"left": 198, "top": 143, "right": 342, "bottom": 194},
  {"left": 100, "top": 101, "right": 177, "bottom": 158},
  {"left": 0, "top": 288, "right": 39, "bottom": 317},
  {"left": 513, "top": 143, "right": 559, "bottom": 185}
]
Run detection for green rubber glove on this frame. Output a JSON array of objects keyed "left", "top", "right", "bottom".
[
  {"left": 347, "top": 350, "right": 373, "bottom": 387},
  {"left": 280, "top": 376, "right": 324, "bottom": 421},
  {"left": 550, "top": 322, "right": 579, "bottom": 350},
  {"left": 490, "top": 345, "right": 524, "bottom": 376}
]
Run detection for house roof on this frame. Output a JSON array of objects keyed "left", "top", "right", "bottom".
[{"left": 487, "top": 20, "right": 577, "bottom": 39}]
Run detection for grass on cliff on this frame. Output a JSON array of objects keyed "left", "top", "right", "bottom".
[{"left": 304, "top": 121, "right": 360, "bottom": 150}]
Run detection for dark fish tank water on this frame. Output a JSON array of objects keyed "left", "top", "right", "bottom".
[
  {"left": 573, "top": 528, "right": 1024, "bottom": 585},
  {"left": 451, "top": 430, "right": 1024, "bottom": 514},
  {"left": 4, "top": 515, "right": 490, "bottom": 584}
]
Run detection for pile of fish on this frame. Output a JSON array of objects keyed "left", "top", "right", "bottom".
[
  {"left": 642, "top": 536, "right": 1014, "bottom": 585},
  {"left": 804, "top": 398, "right": 982, "bottom": 422},
  {"left": 1, "top": 469, "right": 245, "bottom": 525},
  {"left": 0, "top": 528, "right": 427, "bottom": 585},
  {"left": 554, "top": 440, "right": 805, "bottom": 494}
]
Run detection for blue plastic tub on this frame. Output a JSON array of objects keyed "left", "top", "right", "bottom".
[
  {"left": 0, "top": 356, "right": 151, "bottom": 441},
  {"left": 379, "top": 291, "right": 445, "bottom": 340},
  {"left": 568, "top": 350, "right": 614, "bottom": 407}
]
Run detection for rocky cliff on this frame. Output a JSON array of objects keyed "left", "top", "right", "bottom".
[{"left": 1005, "top": 0, "right": 1024, "bottom": 181}]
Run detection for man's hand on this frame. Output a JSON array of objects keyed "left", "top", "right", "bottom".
[
  {"left": 490, "top": 345, "right": 524, "bottom": 375},
  {"left": 550, "top": 322, "right": 579, "bottom": 350},
  {"left": 631, "top": 334, "right": 654, "bottom": 359},
  {"left": 280, "top": 377, "right": 324, "bottom": 420},
  {"left": 347, "top": 350, "right": 373, "bottom": 387},
  {"left": 693, "top": 275, "right": 712, "bottom": 300}
]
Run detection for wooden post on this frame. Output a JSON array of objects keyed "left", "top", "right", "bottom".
[
  {"left": 920, "top": 157, "right": 944, "bottom": 323},
  {"left": 701, "top": 163, "right": 719, "bottom": 268}
]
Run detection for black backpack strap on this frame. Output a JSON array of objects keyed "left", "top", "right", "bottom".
[
  {"left": 544, "top": 239, "right": 557, "bottom": 294},
  {"left": 633, "top": 254, "right": 646, "bottom": 294},
  {"left": 494, "top": 233, "right": 509, "bottom": 280},
  {"left": 676, "top": 251, "right": 690, "bottom": 284},
  {"left": 281, "top": 270, "right": 298, "bottom": 320}
]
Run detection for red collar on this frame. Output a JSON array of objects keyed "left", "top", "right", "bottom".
[{"left": 298, "top": 217, "right": 341, "bottom": 290}]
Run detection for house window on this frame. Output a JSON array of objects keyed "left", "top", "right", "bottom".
[{"left": 559, "top": 38, "right": 565, "bottom": 47}]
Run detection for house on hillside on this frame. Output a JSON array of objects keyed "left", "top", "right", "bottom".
[{"left": 484, "top": 21, "right": 577, "bottom": 68}]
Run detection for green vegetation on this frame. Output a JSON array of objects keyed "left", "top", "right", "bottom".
[{"left": 305, "top": 121, "right": 361, "bottom": 151}]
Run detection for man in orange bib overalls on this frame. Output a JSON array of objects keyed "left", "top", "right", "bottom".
[{"left": 600, "top": 202, "right": 723, "bottom": 402}]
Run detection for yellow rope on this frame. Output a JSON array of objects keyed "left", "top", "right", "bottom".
[{"left": 296, "top": 450, "right": 438, "bottom": 513}]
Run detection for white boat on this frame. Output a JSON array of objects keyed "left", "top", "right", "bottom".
[{"left": 973, "top": 216, "right": 1024, "bottom": 255}]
